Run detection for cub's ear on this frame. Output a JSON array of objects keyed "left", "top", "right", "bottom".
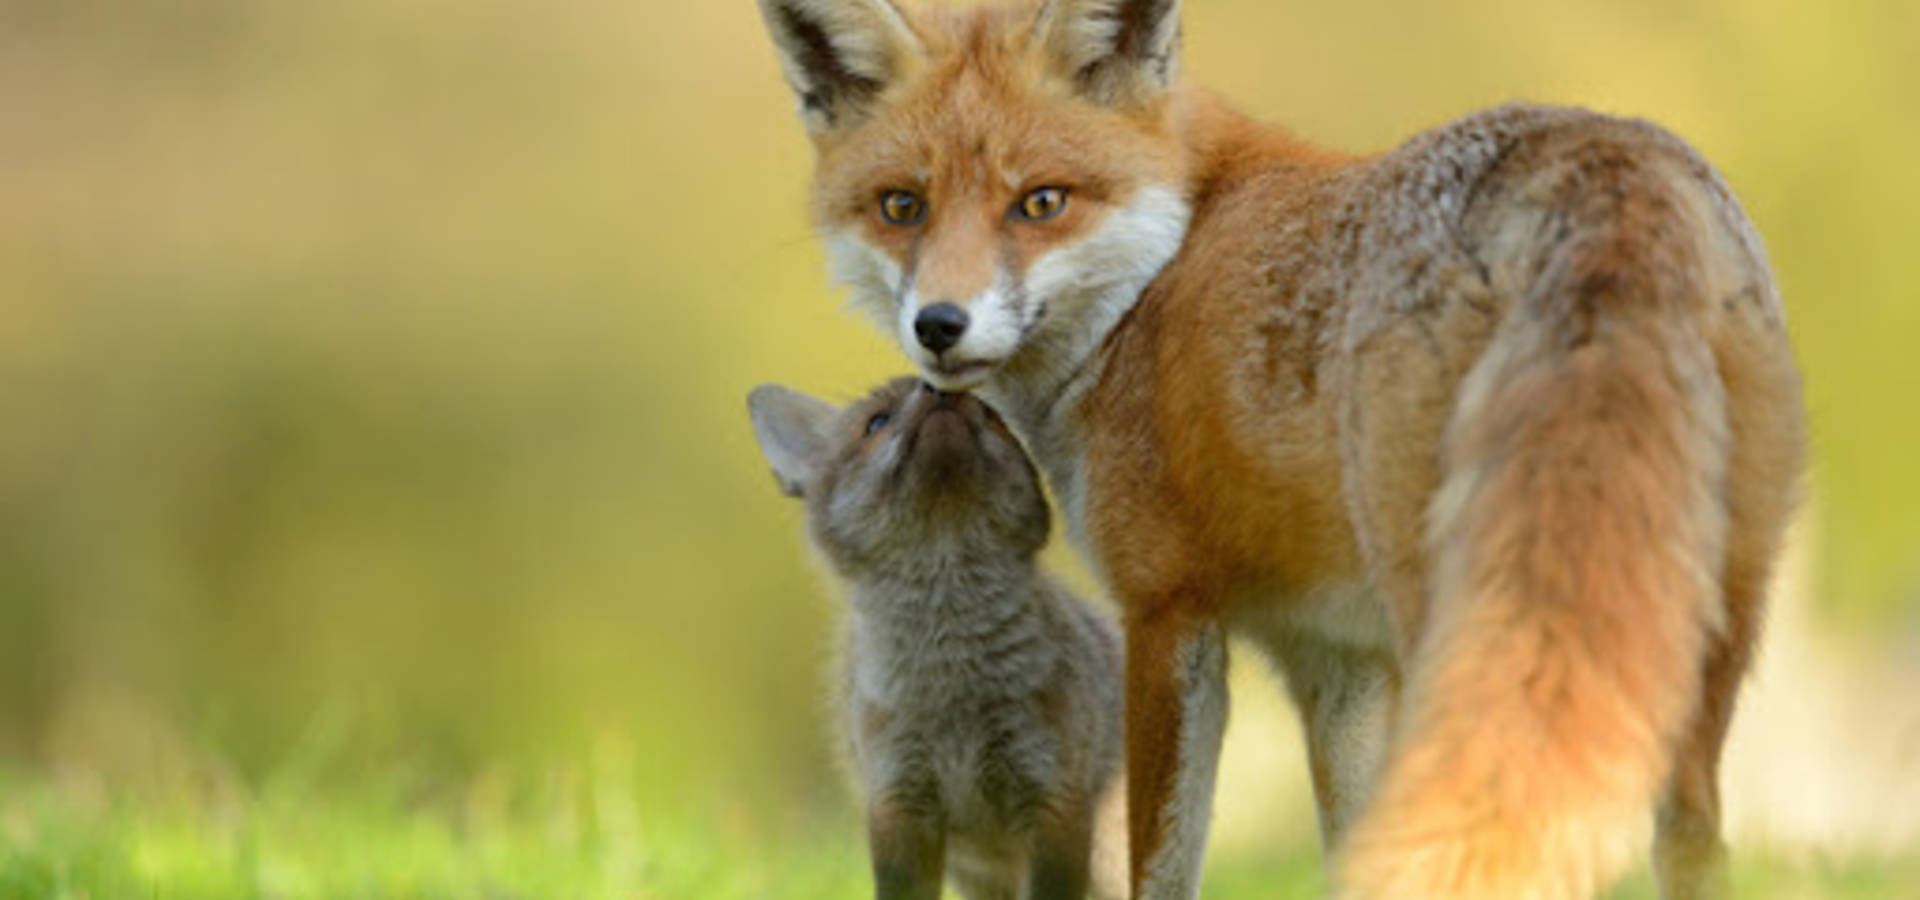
[
  {"left": 1033, "top": 0, "right": 1181, "bottom": 106},
  {"left": 756, "top": 0, "right": 921, "bottom": 135},
  {"left": 747, "top": 384, "right": 842, "bottom": 498}
]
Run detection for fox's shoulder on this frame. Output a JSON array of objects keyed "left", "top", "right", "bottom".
[{"left": 1148, "top": 101, "right": 1746, "bottom": 344}]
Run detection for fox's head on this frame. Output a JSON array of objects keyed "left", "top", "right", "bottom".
[
  {"left": 757, "top": 0, "right": 1192, "bottom": 393},
  {"left": 748, "top": 378, "right": 1050, "bottom": 575}
]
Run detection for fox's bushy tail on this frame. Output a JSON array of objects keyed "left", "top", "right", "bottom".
[{"left": 1335, "top": 178, "right": 1731, "bottom": 899}]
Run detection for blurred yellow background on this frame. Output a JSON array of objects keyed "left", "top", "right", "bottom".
[{"left": 2, "top": 0, "right": 1917, "bottom": 894}]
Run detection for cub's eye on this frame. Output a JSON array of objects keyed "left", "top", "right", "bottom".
[
  {"left": 864, "top": 411, "right": 892, "bottom": 435},
  {"left": 1014, "top": 186, "right": 1068, "bottom": 222},
  {"left": 879, "top": 191, "right": 926, "bottom": 226}
]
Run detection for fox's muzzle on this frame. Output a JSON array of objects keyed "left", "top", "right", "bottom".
[{"left": 914, "top": 303, "right": 970, "bottom": 354}]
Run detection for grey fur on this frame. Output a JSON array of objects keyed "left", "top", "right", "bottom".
[{"left": 748, "top": 377, "right": 1126, "bottom": 900}]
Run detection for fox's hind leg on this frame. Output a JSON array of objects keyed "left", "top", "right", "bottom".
[
  {"left": 1301, "top": 271, "right": 1482, "bottom": 848},
  {"left": 1263, "top": 635, "right": 1395, "bottom": 849},
  {"left": 1656, "top": 321, "right": 1803, "bottom": 900},
  {"left": 1656, "top": 539, "right": 1779, "bottom": 900},
  {"left": 1653, "top": 614, "right": 1744, "bottom": 900}
]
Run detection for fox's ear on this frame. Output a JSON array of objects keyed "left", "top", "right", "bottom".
[
  {"left": 1034, "top": 0, "right": 1181, "bottom": 106},
  {"left": 747, "top": 384, "right": 841, "bottom": 498},
  {"left": 756, "top": 0, "right": 921, "bottom": 135}
]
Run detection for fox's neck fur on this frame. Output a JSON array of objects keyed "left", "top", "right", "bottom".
[{"left": 976, "top": 87, "right": 1345, "bottom": 553}]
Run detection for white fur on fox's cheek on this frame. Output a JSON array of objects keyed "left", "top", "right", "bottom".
[
  {"left": 824, "top": 228, "right": 905, "bottom": 331},
  {"left": 1024, "top": 184, "right": 1190, "bottom": 307},
  {"left": 952, "top": 273, "right": 1025, "bottom": 360},
  {"left": 991, "top": 183, "right": 1190, "bottom": 401}
]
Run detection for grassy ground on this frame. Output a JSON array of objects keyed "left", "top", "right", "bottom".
[{"left": 3, "top": 772, "right": 1913, "bottom": 900}]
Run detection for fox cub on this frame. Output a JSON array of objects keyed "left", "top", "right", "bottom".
[{"left": 748, "top": 377, "right": 1126, "bottom": 900}]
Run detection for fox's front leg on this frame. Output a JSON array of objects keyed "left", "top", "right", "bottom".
[
  {"left": 1126, "top": 608, "right": 1229, "bottom": 900},
  {"left": 866, "top": 793, "right": 945, "bottom": 900}
]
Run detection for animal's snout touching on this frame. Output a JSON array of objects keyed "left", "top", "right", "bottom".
[
  {"left": 909, "top": 383, "right": 969, "bottom": 435},
  {"left": 914, "top": 303, "right": 969, "bottom": 354}
]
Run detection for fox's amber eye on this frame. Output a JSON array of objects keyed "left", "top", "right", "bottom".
[
  {"left": 879, "top": 191, "right": 926, "bottom": 226},
  {"left": 1015, "top": 186, "right": 1068, "bottom": 222},
  {"left": 865, "top": 411, "right": 891, "bottom": 435}
]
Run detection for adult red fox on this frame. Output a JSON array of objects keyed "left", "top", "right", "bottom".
[{"left": 754, "top": 1, "right": 1806, "bottom": 897}]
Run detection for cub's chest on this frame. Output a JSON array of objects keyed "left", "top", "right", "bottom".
[{"left": 845, "top": 648, "right": 1063, "bottom": 829}]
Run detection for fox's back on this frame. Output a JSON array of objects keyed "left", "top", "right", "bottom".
[{"left": 1077, "top": 101, "right": 1795, "bottom": 613}]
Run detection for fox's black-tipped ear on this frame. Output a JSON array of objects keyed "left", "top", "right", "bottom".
[
  {"left": 757, "top": 0, "right": 921, "bottom": 135},
  {"left": 747, "top": 384, "right": 841, "bottom": 498},
  {"left": 1034, "top": 0, "right": 1181, "bottom": 106}
]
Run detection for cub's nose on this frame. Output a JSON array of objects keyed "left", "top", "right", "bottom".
[{"left": 913, "top": 303, "right": 969, "bottom": 354}]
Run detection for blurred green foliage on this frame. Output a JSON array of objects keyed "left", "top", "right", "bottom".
[{"left": 1, "top": 0, "right": 1917, "bottom": 891}]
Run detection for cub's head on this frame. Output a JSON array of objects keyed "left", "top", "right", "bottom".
[
  {"left": 757, "top": 0, "right": 1193, "bottom": 392},
  {"left": 747, "top": 378, "right": 1049, "bottom": 577}
]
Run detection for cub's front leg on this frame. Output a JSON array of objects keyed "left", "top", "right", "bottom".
[
  {"left": 1027, "top": 794, "right": 1095, "bottom": 900},
  {"left": 866, "top": 790, "right": 945, "bottom": 900},
  {"left": 1126, "top": 607, "right": 1230, "bottom": 900}
]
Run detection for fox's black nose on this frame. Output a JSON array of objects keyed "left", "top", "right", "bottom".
[{"left": 914, "top": 303, "right": 969, "bottom": 354}]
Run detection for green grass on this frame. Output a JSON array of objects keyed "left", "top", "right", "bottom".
[
  {"left": 3, "top": 771, "right": 1914, "bottom": 900},
  {"left": 0, "top": 769, "right": 871, "bottom": 900}
]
